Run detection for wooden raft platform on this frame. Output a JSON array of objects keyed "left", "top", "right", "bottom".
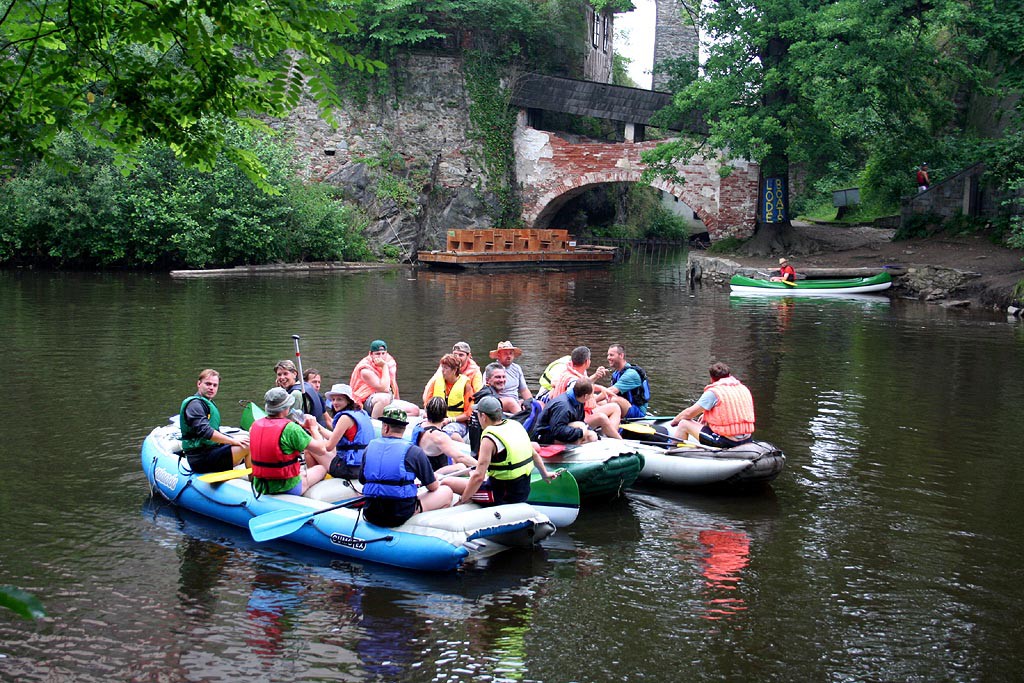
[{"left": 418, "top": 229, "right": 616, "bottom": 269}]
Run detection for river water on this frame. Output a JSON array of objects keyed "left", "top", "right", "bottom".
[{"left": 2, "top": 256, "right": 1023, "bottom": 682}]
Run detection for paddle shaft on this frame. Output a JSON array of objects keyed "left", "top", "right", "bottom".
[{"left": 291, "top": 334, "right": 310, "bottom": 413}]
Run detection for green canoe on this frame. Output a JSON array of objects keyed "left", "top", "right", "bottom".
[{"left": 730, "top": 271, "right": 892, "bottom": 295}]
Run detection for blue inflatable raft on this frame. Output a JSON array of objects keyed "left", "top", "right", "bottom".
[{"left": 141, "top": 421, "right": 557, "bottom": 572}]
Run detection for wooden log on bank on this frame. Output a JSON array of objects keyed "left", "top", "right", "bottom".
[
  {"left": 170, "top": 262, "right": 400, "bottom": 278},
  {"left": 798, "top": 267, "right": 906, "bottom": 278}
]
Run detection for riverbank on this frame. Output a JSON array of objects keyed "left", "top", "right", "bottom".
[{"left": 693, "top": 221, "right": 1024, "bottom": 312}]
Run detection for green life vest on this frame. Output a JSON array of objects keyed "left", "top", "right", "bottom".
[
  {"left": 482, "top": 419, "right": 535, "bottom": 481},
  {"left": 179, "top": 394, "right": 221, "bottom": 453}
]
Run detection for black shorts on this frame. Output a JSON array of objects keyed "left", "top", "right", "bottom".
[
  {"left": 185, "top": 444, "right": 235, "bottom": 474},
  {"left": 328, "top": 459, "right": 362, "bottom": 480},
  {"left": 473, "top": 474, "right": 532, "bottom": 506},
  {"left": 699, "top": 425, "right": 751, "bottom": 449},
  {"left": 363, "top": 497, "right": 419, "bottom": 527}
]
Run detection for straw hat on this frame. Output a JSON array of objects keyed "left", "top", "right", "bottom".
[{"left": 489, "top": 341, "right": 522, "bottom": 359}]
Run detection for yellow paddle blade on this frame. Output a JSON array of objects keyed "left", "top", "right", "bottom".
[
  {"left": 198, "top": 467, "right": 252, "bottom": 484},
  {"left": 620, "top": 422, "right": 657, "bottom": 435}
]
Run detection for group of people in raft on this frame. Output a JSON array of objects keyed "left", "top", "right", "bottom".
[{"left": 177, "top": 339, "right": 756, "bottom": 528}]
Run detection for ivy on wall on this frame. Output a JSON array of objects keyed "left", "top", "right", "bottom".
[{"left": 463, "top": 51, "right": 521, "bottom": 226}]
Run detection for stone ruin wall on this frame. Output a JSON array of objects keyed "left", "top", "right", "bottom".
[
  {"left": 653, "top": 0, "right": 699, "bottom": 92},
  {"left": 274, "top": 53, "right": 495, "bottom": 260}
]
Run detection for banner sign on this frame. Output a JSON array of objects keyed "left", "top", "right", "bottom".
[{"left": 761, "top": 177, "right": 787, "bottom": 223}]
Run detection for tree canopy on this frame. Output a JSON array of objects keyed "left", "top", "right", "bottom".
[
  {"left": 0, "top": 0, "right": 383, "bottom": 185},
  {"left": 643, "top": 0, "right": 1022, "bottom": 235}
]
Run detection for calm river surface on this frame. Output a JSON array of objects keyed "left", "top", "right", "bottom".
[{"left": 2, "top": 255, "right": 1024, "bottom": 682}]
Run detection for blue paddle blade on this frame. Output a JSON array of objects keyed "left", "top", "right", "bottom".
[
  {"left": 249, "top": 509, "right": 313, "bottom": 542},
  {"left": 248, "top": 496, "right": 366, "bottom": 542}
]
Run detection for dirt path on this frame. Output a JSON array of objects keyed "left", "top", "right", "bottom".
[{"left": 730, "top": 221, "right": 1024, "bottom": 309}]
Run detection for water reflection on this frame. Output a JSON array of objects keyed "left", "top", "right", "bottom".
[
  {"left": 805, "top": 389, "right": 866, "bottom": 487},
  {"left": 144, "top": 499, "right": 553, "bottom": 681},
  {"left": 695, "top": 528, "right": 750, "bottom": 620},
  {"left": 245, "top": 571, "right": 306, "bottom": 661}
]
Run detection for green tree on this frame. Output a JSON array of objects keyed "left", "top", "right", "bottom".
[
  {"left": 0, "top": 0, "right": 383, "bottom": 185},
  {"left": 643, "top": 0, "right": 1020, "bottom": 253},
  {"left": 0, "top": 128, "right": 370, "bottom": 268}
]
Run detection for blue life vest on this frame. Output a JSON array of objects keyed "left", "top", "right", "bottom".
[
  {"left": 612, "top": 363, "right": 651, "bottom": 409},
  {"left": 292, "top": 382, "right": 329, "bottom": 427},
  {"left": 362, "top": 438, "right": 418, "bottom": 499},
  {"left": 333, "top": 409, "right": 375, "bottom": 467}
]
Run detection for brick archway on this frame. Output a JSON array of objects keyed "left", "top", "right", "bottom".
[
  {"left": 531, "top": 171, "right": 717, "bottom": 231},
  {"left": 514, "top": 122, "right": 760, "bottom": 241}
]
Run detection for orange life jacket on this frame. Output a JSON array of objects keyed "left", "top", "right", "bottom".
[
  {"left": 704, "top": 376, "right": 755, "bottom": 437},
  {"left": 551, "top": 364, "right": 585, "bottom": 398},
  {"left": 349, "top": 353, "right": 397, "bottom": 405},
  {"left": 551, "top": 364, "right": 596, "bottom": 414}
]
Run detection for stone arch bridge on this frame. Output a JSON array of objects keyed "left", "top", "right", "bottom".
[{"left": 510, "top": 74, "right": 760, "bottom": 241}]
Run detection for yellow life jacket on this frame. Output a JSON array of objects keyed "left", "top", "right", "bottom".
[
  {"left": 432, "top": 373, "right": 469, "bottom": 419},
  {"left": 481, "top": 419, "right": 535, "bottom": 481}
]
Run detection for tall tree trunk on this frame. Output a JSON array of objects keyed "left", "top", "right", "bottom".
[{"left": 737, "top": 34, "right": 817, "bottom": 257}]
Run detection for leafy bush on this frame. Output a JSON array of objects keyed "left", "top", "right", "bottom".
[{"left": 0, "top": 128, "right": 370, "bottom": 268}]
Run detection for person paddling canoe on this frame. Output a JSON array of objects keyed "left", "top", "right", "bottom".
[{"left": 770, "top": 257, "right": 796, "bottom": 283}]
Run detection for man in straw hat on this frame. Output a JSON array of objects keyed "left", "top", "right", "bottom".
[
  {"left": 489, "top": 340, "right": 533, "bottom": 410},
  {"left": 359, "top": 405, "right": 455, "bottom": 527}
]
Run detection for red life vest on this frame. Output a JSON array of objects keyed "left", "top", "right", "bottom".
[
  {"left": 704, "top": 376, "right": 755, "bottom": 437},
  {"left": 250, "top": 417, "right": 302, "bottom": 479}
]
